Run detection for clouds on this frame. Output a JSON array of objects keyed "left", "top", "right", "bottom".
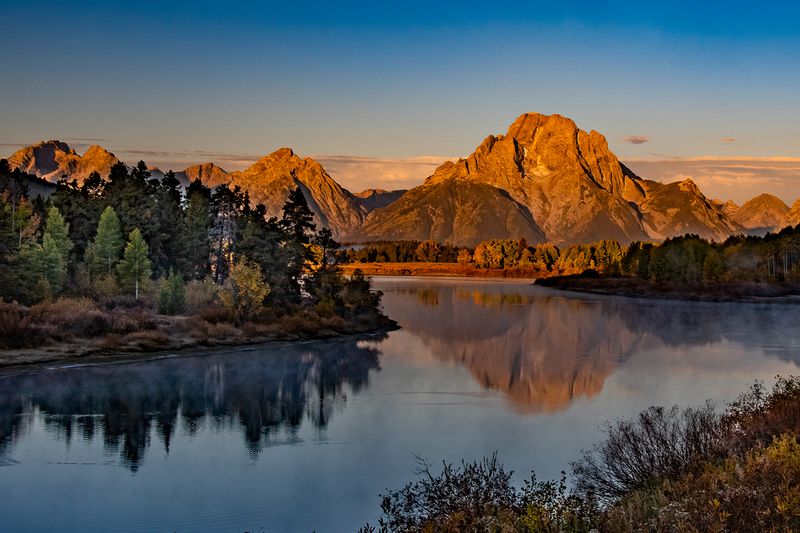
[
  {"left": 621, "top": 135, "right": 650, "bottom": 144},
  {"left": 721, "top": 137, "right": 736, "bottom": 143},
  {"left": 624, "top": 156, "right": 800, "bottom": 204},
  {"left": 316, "top": 154, "right": 452, "bottom": 193}
]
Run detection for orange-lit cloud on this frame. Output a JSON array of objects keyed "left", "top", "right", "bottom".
[
  {"left": 721, "top": 137, "right": 736, "bottom": 143},
  {"left": 621, "top": 135, "right": 649, "bottom": 144},
  {"left": 315, "top": 154, "right": 452, "bottom": 193}
]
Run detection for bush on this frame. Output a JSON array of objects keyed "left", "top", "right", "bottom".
[
  {"left": 572, "top": 404, "right": 723, "bottom": 500},
  {"left": 184, "top": 278, "right": 218, "bottom": 314},
  {"left": 92, "top": 273, "right": 121, "bottom": 301},
  {"left": 376, "top": 453, "right": 522, "bottom": 532},
  {"left": 368, "top": 454, "right": 599, "bottom": 533},
  {"left": 30, "top": 298, "right": 112, "bottom": 338},
  {"left": 218, "top": 258, "right": 270, "bottom": 325},
  {"left": 723, "top": 376, "right": 800, "bottom": 454},
  {"left": 0, "top": 302, "right": 43, "bottom": 348}
]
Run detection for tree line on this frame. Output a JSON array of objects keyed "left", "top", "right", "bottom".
[
  {"left": 346, "top": 238, "right": 624, "bottom": 274},
  {"left": 348, "top": 231, "right": 800, "bottom": 284},
  {"left": 0, "top": 159, "right": 379, "bottom": 324}
]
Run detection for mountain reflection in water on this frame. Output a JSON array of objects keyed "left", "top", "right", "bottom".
[
  {"left": 381, "top": 280, "right": 800, "bottom": 412},
  {"left": 0, "top": 338, "right": 381, "bottom": 471}
]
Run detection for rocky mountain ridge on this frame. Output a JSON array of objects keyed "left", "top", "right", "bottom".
[{"left": 5, "top": 114, "right": 798, "bottom": 245}]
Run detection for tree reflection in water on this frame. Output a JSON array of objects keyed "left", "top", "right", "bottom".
[{"left": 0, "top": 337, "right": 382, "bottom": 471}]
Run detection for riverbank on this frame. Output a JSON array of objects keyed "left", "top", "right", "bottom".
[
  {"left": 536, "top": 273, "right": 800, "bottom": 302},
  {"left": 0, "top": 298, "right": 397, "bottom": 369},
  {"left": 341, "top": 262, "right": 545, "bottom": 278}
]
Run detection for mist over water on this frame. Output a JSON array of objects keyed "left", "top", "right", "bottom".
[{"left": 1, "top": 278, "right": 799, "bottom": 531}]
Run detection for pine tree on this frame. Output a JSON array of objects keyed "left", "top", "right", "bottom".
[
  {"left": 39, "top": 207, "right": 73, "bottom": 294},
  {"left": 280, "top": 187, "right": 317, "bottom": 301},
  {"left": 87, "top": 206, "right": 124, "bottom": 279},
  {"left": 43, "top": 207, "right": 72, "bottom": 261},
  {"left": 209, "top": 185, "right": 248, "bottom": 283},
  {"left": 177, "top": 180, "right": 212, "bottom": 280},
  {"left": 153, "top": 170, "right": 183, "bottom": 276},
  {"left": 117, "top": 228, "right": 152, "bottom": 300},
  {"left": 280, "top": 186, "right": 316, "bottom": 244},
  {"left": 158, "top": 271, "right": 186, "bottom": 315}
]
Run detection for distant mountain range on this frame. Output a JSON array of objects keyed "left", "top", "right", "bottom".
[{"left": 5, "top": 112, "right": 798, "bottom": 245}]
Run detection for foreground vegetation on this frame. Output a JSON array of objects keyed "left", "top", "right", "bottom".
[
  {"left": 362, "top": 376, "right": 800, "bottom": 532},
  {"left": 0, "top": 160, "right": 391, "bottom": 362}
]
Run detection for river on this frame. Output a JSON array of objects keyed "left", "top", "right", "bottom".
[{"left": 1, "top": 277, "right": 799, "bottom": 531}]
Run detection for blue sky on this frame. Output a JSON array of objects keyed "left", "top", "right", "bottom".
[{"left": 2, "top": 1, "right": 799, "bottom": 201}]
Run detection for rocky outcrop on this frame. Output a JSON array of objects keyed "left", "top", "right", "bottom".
[
  {"left": 784, "top": 199, "right": 800, "bottom": 229},
  {"left": 724, "top": 193, "right": 790, "bottom": 235},
  {"left": 354, "top": 188, "right": 406, "bottom": 211},
  {"left": 631, "top": 179, "right": 741, "bottom": 241},
  {"left": 180, "top": 162, "right": 230, "bottom": 188}
]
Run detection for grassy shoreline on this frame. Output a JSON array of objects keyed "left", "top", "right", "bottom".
[{"left": 0, "top": 298, "right": 397, "bottom": 370}]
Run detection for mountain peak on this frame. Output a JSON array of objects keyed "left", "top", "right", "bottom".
[
  {"left": 269, "top": 147, "right": 296, "bottom": 159},
  {"left": 506, "top": 112, "right": 578, "bottom": 141},
  {"left": 731, "top": 193, "right": 790, "bottom": 234}
]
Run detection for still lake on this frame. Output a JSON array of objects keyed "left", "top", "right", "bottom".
[{"left": 2, "top": 277, "right": 800, "bottom": 531}]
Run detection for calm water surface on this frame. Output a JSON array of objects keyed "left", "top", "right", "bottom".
[{"left": 2, "top": 277, "right": 800, "bottom": 531}]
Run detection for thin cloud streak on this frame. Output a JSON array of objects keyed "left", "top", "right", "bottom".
[{"left": 625, "top": 156, "right": 800, "bottom": 204}]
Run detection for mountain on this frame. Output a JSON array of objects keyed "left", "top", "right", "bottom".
[
  {"left": 226, "top": 148, "right": 365, "bottom": 238},
  {"left": 180, "top": 162, "right": 230, "bottom": 188},
  {"left": 627, "top": 178, "right": 741, "bottom": 241},
  {"left": 361, "top": 112, "right": 743, "bottom": 245},
  {"left": 359, "top": 178, "right": 545, "bottom": 246},
  {"left": 354, "top": 188, "right": 407, "bottom": 211},
  {"left": 726, "top": 193, "right": 790, "bottom": 235},
  {"left": 7, "top": 141, "right": 120, "bottom": 183}
]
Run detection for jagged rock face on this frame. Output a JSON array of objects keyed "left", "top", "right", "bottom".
[
  {"left": 227, "top": 148, "right": 365, "bottom": 238},
  {"left": 711, "top": 199, "right": 740, "bottom": 218},
  {"left": 354, "top": 188, "right": 406, "bottom": 211},
  {"left": 632, "top": 179, "right": 742, "bottom": 241},
  {"left": 726, "top": 193, "right": 790, "bottom": 235},
  {"left": 181, "top": 163, "right": 230, "bottom": 188},
  {"left": 358, "top": 178, "right": 546, "bottom": 246},
  {"left": 784, "top": 200, "right": 800, "bottom": 229},
  {"left": 7, "top": 141, "right": 120, "bottom": 183}
]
